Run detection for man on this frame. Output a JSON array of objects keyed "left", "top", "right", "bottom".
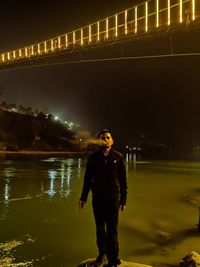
[{"left": 79, "top": 129, "right": 127, "bottom": 267}]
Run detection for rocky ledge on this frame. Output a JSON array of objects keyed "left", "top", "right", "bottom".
[
  {"left": 78, "top": 251, "right": 200, "bottom": 267},
  {"left": 180, "top": 251, "right": 200, "bottom": 267},
  {"left": 77, "top": 258, "right": 152, "bottom": 267}
]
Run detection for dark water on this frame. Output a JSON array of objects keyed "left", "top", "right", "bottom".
[{"left": 0, "top": 154, "right": 200, "bottom": 267}]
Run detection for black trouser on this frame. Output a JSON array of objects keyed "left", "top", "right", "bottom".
[{"left": 92, "top": 199, "right": 120, "bottom": 265}]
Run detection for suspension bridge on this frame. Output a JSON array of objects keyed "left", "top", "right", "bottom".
[{"left": 0, "top": 0, "right": 199, "bottom": 69}]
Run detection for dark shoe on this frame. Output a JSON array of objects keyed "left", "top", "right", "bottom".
[
  {"left": 94, "top": 254, "right": 107, "bottom": 267},
  {"left": 103, "top": 264, "right": 117, "bottom": 267},
  {"left": 116, "top": 258, "right": 121, "bottom": 265}
]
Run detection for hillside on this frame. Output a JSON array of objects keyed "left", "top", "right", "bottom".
[{"left": 0, "top": 109, "right": 77, "bottom": 151}]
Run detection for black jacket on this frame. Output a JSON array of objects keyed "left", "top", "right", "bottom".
[{"left": 80, "top": 149, "right": 127, "bottom": 205}]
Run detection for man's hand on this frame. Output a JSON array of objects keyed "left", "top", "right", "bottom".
[
  {"left": 79, "top": 200, "right": 86, "bottom": 209},
  {"left": 120, "top": 205, "right": 126, "bottom": 211}
]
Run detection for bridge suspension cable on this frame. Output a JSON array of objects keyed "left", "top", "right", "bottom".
[{"left": 0, "top": 51, "right": 200, "bottom": 73}]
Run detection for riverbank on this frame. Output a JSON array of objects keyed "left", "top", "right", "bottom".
[{"left": 0, "top": 150, "right": 86, "bottom": 155}]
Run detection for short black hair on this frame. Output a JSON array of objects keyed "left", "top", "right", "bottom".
[{"left": 97, "top": 129, "right": 112, "bottom": 138}]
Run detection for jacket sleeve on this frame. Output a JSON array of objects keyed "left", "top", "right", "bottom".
[
  {"left": 118, "top": 156, "right": 127, "bottom": 205},
  {"left": 80, "top": 156, "right": 93, "bottom": 202}
]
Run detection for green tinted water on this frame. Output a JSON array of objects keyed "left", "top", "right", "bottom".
[{"left": 0, "top": 155, "right": 200, "bottom": 267}]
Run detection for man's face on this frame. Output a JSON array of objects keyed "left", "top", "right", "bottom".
[{"left": 99, "top": 132, "right": 114, "bottom": 149}]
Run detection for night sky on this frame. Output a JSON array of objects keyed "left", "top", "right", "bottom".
[{"left": 0, "top": 0, "right": 200, "bottom": 148}]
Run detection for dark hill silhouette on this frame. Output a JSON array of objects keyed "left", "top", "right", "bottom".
[{"left": 0, "top": 109, "right": 76, "bottom": 151}]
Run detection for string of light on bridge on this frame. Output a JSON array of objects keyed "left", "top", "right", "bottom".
[{"left": 0, "top": 0, "right": 197, "bottom": 64}]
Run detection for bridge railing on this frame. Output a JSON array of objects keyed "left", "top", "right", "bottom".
[{"left": 0, "top": 0, "right": 198, "bottom": 64}]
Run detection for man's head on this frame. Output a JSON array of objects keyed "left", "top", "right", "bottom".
[{"left": 98, "top": 129, "right": 114, "bottom": 149}]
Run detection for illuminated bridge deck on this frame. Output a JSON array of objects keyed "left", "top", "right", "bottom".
[{"left": 0, "top": 0, "right": 199, "bottom": 67}]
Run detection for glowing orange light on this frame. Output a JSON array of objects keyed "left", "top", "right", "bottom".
[
  {"left": 115, "top": 14, "right": 118, "bottom": 37},
  {"left": 51, "top": 39, "right": 54, "bottom": 51},
  {"left": 135, "top": 6, "right": 138, "bottom": 33},
  {"left": 145, "top": 2, "right": 148, "bottom": 32},
  {"left": 156, "top": 0, "right": 159, "bottom": 28},
  {"left": 58, "top": 37, "right": 61, "bottom": 49},
  {"left": 38, "top": 44, "right": 40, "bottom": 54},
  {"left": 25, "top": 47, "right": 28, "bottom": 57},
  {"left": 168, "top": 0, "right": 171, "bottom": 25},
  {"left": 125, "top": 10, "right": 128, "bottom": 35},
  {"left": 106, "top": 18, "right": 109, "bottom": 39},
  {"left": 65, "top": 34, "right": 68, "bottom": 47},
  {"left": 73, "top": 31, "right": 76, "bottom": 45},
  {"left": 89, "top": 25, "right": 92, "bottom": 42},
  {"left": 44, "top": 42, "right": 47, "bottom": 53},
  {"left": 192, "top": 0, "right": 195, "bottom": 21},
  {"left": 81, "top": 28, "right": 83, "bottom": 46},
  {"left": 97, "top": 21, "right": 100, "bottom": 42},
  {"left": 180, "top": 0, "right": 183, "bottom": 23}
]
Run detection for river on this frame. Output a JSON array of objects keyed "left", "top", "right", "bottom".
[{"left": 0, "top": 154, "right": 200, "bottom": 267}]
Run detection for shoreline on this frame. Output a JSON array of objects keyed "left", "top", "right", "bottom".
[{"left": 0, "top": 150, "right": 86, "bottom": 155}]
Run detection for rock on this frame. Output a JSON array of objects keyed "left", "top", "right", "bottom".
[
  {"left": 180, "top": 251, "right": 200, "bottom": 267},
  {"left": 77, "top": 258, "right": 152, "bottom": 267}
]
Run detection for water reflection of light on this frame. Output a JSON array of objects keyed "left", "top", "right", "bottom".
[
  {"left": 0, "top": 179, "right": 10, "bottom": 220},
  {"left": 4, "top": 179, "right": 10, "bottom": 205},
  {"left": 41, "top": 158, "right": 57, "bottom": 162},
  {"left": 45, "top": 158, "right": 80, "bottom": 199},
  {"left": 3, "top": 167, "right": 15, "bottom": 178},
  {"left": 48, "top": 170, "right": 57, "bottom": 197},
  {"left": 78, "top": 158, "right": 81, "bottom": 169},
  {"left": 58, "top": 159, "right": 74, "bottom": 198},
  {"left": 125, "top": 153, "right": 137, "bottom": 172},
  {"left": 60, "top": 163, "right": 65, "bottom": 190},
  {"left": 126, "top": 153, "right": 137, "bottom": 162},
  {"left": 66, "top": 159, "right": 73, "bottom": 192},
  {"left": 2, "top": 167, "right": 14, "bottom": 205},
  {"left": 77, "top": 158, "right": 82, "bottom": 179}
]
